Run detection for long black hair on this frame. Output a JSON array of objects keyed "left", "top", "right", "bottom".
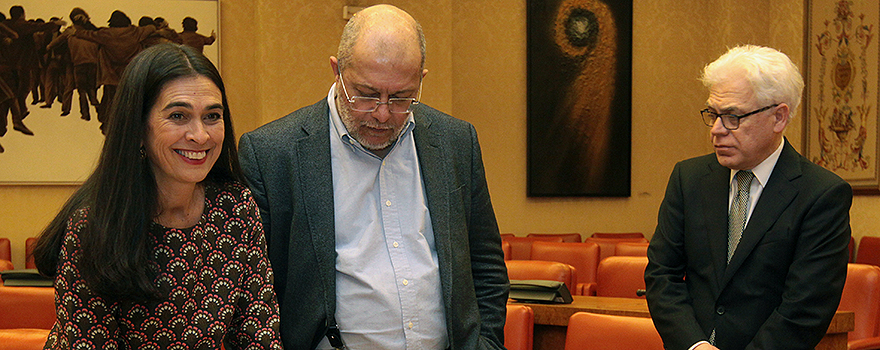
[{"left": 33, "top": 43, "right": 242, "bottom": 301}]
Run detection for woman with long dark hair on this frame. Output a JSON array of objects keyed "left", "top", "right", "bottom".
[{"left": 32, "top": 43, "right": 282, "bottom": 349}]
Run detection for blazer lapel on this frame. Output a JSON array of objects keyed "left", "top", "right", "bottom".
[
  {"left": 721, "top": 140, "right": 800, "bottom": 288},
  {"left": 295, "top": 103, "right": 337, "bottom": 295},
  {"left": 412, "top": 111, "right": 454, "bottom": 306},
  {"left": 700, "top": 160, "right": 733, "bottom": 289}
]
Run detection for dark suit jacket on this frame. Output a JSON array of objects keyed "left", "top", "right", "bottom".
[
  {"left": 238, "top": 99, "right": 509, "bottom": 350},
  {"left": 645, "top": 139, "right": 852, "bottom": 350}
]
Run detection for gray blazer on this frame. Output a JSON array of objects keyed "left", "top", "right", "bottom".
[
  {"left": 645, "top": 139, "right": 852, "bottom": 350},
  {"left": 239, "top": 99, "right": 509, "bottom": 349}
]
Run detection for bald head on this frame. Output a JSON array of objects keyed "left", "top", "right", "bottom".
[{"left": 336, "top": 4, "right": 426, "bottom": 73}]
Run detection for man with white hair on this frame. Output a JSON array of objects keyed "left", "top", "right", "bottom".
[{"left": 645, "top": 45, "right": 852, "bottom": 350}]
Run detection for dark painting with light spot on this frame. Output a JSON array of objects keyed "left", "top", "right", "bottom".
[{"left": 527, "top": 0, "right": 631, "bottom": 196}]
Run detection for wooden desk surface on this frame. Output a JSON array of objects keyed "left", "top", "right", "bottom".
[{"left": 511, "top": 296, "right": 854, "bottom": 350}]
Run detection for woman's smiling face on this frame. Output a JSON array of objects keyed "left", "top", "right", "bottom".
[{"left": 145, "top": 75, "right": 225, "bottom": 187}]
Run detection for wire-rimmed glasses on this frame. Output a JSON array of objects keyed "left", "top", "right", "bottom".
[{"left": 338, "top": 73, "right": 421, "bottom": 114}]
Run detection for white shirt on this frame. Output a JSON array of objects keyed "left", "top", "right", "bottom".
[{"left": 316, "top": 84, "right": 448, "bottom": 350}]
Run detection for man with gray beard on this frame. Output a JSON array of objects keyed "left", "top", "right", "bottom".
[{"left": 238, "top": 4, "right": 508, "bottom": 350}]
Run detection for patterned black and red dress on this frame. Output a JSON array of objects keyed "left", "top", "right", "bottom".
[{"left": 45, "top": 181, "right": 283, "bottom": 349}]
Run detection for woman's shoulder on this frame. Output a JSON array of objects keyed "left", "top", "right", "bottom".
[
  {"left": 206, "top": 180, "right": 254, "bottom": 202},
  {"left": 204, "top": 180, "right": 258, "bottom": 215}
]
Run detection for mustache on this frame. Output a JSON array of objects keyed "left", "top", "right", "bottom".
[{"left": 360, "top": 121, "right": 395, "bottom": 130}]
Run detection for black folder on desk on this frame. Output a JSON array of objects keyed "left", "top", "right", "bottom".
[
  {"left": 509, "top": 279, "right": 573, "bottom": 304},
  {"left": 1, "top": 269, "right": 53, "bottom": 287}
]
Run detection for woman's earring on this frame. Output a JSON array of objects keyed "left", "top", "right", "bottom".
[{"left": 140, "top": 146, "right": 146, "bottom": 159}]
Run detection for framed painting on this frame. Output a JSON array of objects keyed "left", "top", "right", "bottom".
[
  {"left": 804, "top": 0, "right": 879, "bottom": 194},
  {"left": 526, "top": 0, "right": 632, "bottom": 197},
  {"left": 0, "top": 0, "right": 219, "bottom": 184}
]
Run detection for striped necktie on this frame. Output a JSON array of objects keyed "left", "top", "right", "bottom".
[{"left": 728, "top": 170, "right": 754, "bottom": 263}]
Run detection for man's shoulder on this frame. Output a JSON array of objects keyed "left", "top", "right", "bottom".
[
  {"left": 413, "top": 103, "right": 473, "bottom": 135},
  {"left": 674, "top": 153, "right": 719, "bottom": 173},
  {"left": 242, "top": 99, "right": 328, "bottom": 141},
  {"left": 785, "top": 146, "right": 849, "bottom": 188}
]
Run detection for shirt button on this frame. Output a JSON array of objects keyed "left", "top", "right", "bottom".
[
  {"left": 402, "top": 279, "right": 409, "bottom": 286},
  {"left": 408, "top": 322, "right": 414, "bottom": 329},
  {"left": 385, "top": 200, "right": 392, "bottom": 207},
  {"left": 393, "top": 242, "right": 399, "bottom": 248}
]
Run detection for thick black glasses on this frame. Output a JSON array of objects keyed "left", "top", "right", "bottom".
[
  {"left": 339, "top": 73, "right": 421, "bottom": 114},
  {"left": 701, "top": 103, "right": 779, "bottom": 130}
]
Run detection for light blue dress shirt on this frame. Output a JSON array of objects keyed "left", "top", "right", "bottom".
[{"left": 316, "top": 85, "right": 448, "bottom": 350}]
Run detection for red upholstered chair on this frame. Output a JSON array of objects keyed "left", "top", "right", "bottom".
[
  {"left": 0, "top": 238, "right": 12, "bottom": 273},
  {"left": 0, "top": 286, "right": 56, "bottom": 330},
  {"left": 506, "top": 260, "right": 576, "bottom": 291},
  {"left": 837, "top": 263, "right": 880, "bottom": 350},
  {"left": 0, "top": 238, "right": 11, "bottom": 262},
  {"left": 502, "top": 241, "right": 511, "bottom": 261},
  {"left": 850, "top": 236, "right": 856, "bottom": 262},
  {"left": 0, "top": 260, "right": 13, "bottom": 274},
  {"left": 502, "top": 236, "right": 564, "bottom": 260},
  {"left": 584, "top": 237, "right": 649, "bottom": 262},
  {"left": 596, "top": 256, "right": 648, "bottom": 298},
  {"left": 25, "top": 237, "right": 37, "bottom": 269},
  {"left": 592, "top": 232, "right": 645, "bottom": 239},
  {"left": 563, "top": 312, "right": 663, "bottom": 350},
  {"left": 856, "top": 236, "right": 880, "bottom": 267},
  {"left": 530, "top": 242, "right": 600, "bottom": 295},
  {"left": 526, "top": 233, "right": 582, "bottom": 243},
  {"left": 504, "top": 304, "right": 534, "bottom": 350},
  {"left": 614, "top": 242, "right": 649, "bottom": 257},
  {"left": 0, "top": 328, "right": 50, "bottom": 350}
]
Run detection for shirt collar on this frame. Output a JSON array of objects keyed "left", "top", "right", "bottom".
[{"left": 729, "top": 139, "right": 784, "bottom": 188}]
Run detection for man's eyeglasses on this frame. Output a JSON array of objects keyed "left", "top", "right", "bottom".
[
  {"left": 338, "top": 72, "right": 421, "bottom": 114},
  {"left": 701, "top": 104, "right": 779, "bottom": 130}
]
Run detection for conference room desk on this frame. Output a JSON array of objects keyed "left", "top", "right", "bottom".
[{"left": 511, "top": 296, "right": 854, "bottom": 350}]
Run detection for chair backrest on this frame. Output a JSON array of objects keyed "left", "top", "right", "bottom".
[
  {"left": 849, "top": 236, "right": 855, "bottom": 263},
  {"left": 0, "top": 238, "right": 10, "bottom": 262},
  {"left": 856, "top": 237, "right": 880, "bottom": 267},
  {"left": 584, "top": 237, "right": 649, "bottom": 262},
  {"left": 530, "top": 242, "right": 599, "bottom": 287},
  {"left": 506, "top": 260, "right": 575, "bottom": 291},
  {"left": 0, "top": 328, "right": 51, "bottom": 350},
  {"left": 502, "top": 241, "right": 511, "bottom": 261},
  {"left": 0, "top": 286, "right": 56, "bottom": 329},
  {"left": 504, "top": 304, "right": 534, "bottom": 350},
  {"left": 614, "top": 242, "right": 649, "bottom": 257},
  {"left": 0, "top": 260, "right": 13, "bottom": 274},
  {"left": 25, "top": 237, "right": 37, "bottom": 269},
  {"left": 596, "top": 256, "right": 648, "bottom": 298},
  {"left": 527, "top": 233, "right": 582, "bottom": 243},
  {"left": 563, "top": 312, "right": 663, "bottom": 350},
  {"left": 592, "top": 232, "right": 645, "bottom": 239},
  {"left": 502, "top": 236, "right": 564, "bottom": 260},
  {"left": 838, "top": 263, "right": 880, "bottom": 340}
]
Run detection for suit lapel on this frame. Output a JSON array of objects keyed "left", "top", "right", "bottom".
[
  {"left": 295, "top": 102, "right": 337, "bottom": 296},
  {"left": 412, "top": 111, "right": 454, "bottom": 307},
  {"left": 699, "top": 160, "right": 733, "bottom": 288},
  {"left": 721, "top": 140, "right": 800, "bottom": 288}
]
